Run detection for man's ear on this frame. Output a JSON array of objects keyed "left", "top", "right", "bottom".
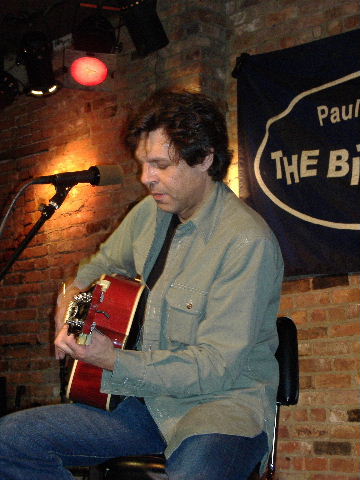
[{"left": 200, "top": 152, "right": 214, "bottom": 172}]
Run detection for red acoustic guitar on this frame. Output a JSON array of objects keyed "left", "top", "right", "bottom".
[{"left": 64, "top": 275, "right": 144, "bottom": 410}]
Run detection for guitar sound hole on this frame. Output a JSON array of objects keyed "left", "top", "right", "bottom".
[{"left": 67, "top": 319, "right": 85, "bottom": 336}]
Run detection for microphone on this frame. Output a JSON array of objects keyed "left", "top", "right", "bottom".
[{"left": 32, "top": 165, "right": 123, "bottom": 187}]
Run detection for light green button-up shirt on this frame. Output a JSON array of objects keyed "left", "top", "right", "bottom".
[{"left": 76, "top": 181, "right": 284, "bottom": 473}]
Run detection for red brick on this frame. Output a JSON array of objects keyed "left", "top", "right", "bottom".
[
  {"left": 21, "top": 245, "right": 48, "bottom": 258},
  {"left": 298, "top": 341, "right": 312, "bottom": 356},
  {"left": 295, "top": 424, "right": 329, "bottom": 439},
  {"left": 332, "top": 358, "right": 358, "bottom": 372},
  {"left": 0, "top": 333, "right": 40, "bottom": 346},
  {"left": 325, "top": 306, "right": 348, "bottom": 322},
  {"left": 329, "top": 408, "right": 348, "bottom": 423},
  {"left": 344, "top": 14, "right": 360, "bottom": 29},
  {"left": 314, "top": 374, "right": 352, "bottom": 389},
  {"left": 293, "top": 408, "right": 309, "bottom": 421},
  {"left": 292, "top": 456, "right": 306, "bottom": 471},
  {"left": 278, "top": 440, "right": 312, "bottom": 455},
  {"left": 298, "top": 326, "right": 328, "bottom": 340},
  {"left": 291, "top": 310, "right": 308, "bottom": 325},
  {"left": 328, "top": 322, "right": 360, "bottom": 338},
  {"left": 331, "top": 288, "right": 360, "bottom": 305},
  {"left": 330, "top": 457, "right": 358, "bottom": 473},
  {"left": 24, "top": 270, "right": 49, "bottom": 283},
  {"left": 330, "top": 424, "right": 360, "bottom": 440},
  {"left": 304, "top": 456, "right": 329, "bottom": 471},
  {"left": 310, "top": 408, "right": 327, "bottom": 422},
  {"left": 278, "top": 295, "right": 294, "bottom": 312},
  {"left": 300, "top": 358, "right": 331, "bottom": 373},
  {"left": 327, "top": 19, "right": 343, "bottom": 35},
  {"left": 348, "top": 302, "right": 360, "bottom": 319},
  {"left": 310, "top": 309, "right": 328, "bottom": 323},
  {"left": 313, "top": 475, "right": 355, "bottom": 480},
  {"left": 301, "top": 389, "right": 359, "bottom": 407},
  {"left": 294, "top": 291, "right": 330, "bottom": 308},
  {"left": 1, "top": 321, "right": 39, "bottom": 335},
  {"left": 300, "top": 374, "right": 313, "bottom": 390},
  {"left": 311, "top": 341, "right": 351, "bottom": 356}
]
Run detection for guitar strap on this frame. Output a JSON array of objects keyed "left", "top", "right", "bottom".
[
  {"left": 109, "top": 214, "right": 180, "bottom": 410},
  {"left": 125, "top": 213, "right": 181, "bottom": 350}
]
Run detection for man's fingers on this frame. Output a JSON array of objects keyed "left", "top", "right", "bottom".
[
  {"left": 54, "top": 327, "right": 84, "bottom": 359},
  {"left": 55, "top": 346, "right": 66, "bottom": 360}
]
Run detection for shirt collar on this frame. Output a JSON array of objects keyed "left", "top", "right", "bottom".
[
  {"left": 179, "top": 182, "right": 229, "bottom": 243},
  {"left": 154, "top": 182, "right": 231, "bottom": 243}
]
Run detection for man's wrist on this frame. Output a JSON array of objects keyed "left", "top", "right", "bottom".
[{"left": 57, "top": 281, "right": 81, "bottom": 306}]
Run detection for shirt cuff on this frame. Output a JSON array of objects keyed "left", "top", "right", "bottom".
[{"left": 101, "top": 349, "right": 147, "bottom": 396}]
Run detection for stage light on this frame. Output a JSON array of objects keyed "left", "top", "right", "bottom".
[
  {"left": 63, "top": 49, "right": 117, "bottom": 92},
  {"left": 66, "top": 12, "right": 116, "bottom": 89},
  {"left": 18, "top": 32, "right": 60, "bottom": 97},
  {"left": 70, "top": 56, "right": 108, "bottom": 86},
  {"left": 120, "top": 0, "right": 169, "bottom": 57},
  {"left": 72, "top": 13, "right": 116, "bottom": 54},
  {"left": 0, "top": 71, "right": 19, "bottom": 109}
]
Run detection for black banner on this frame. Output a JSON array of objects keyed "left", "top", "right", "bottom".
[{"left": 233, "top": 29, "right": 360, "bottom": 277}]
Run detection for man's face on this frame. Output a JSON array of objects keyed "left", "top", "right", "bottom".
[{"left": 135, "top": 128, "right": 214, "bottom": 221}]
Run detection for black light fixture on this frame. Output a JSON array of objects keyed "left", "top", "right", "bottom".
[
  {"left": 67, "top": 11, "right": 118, "bottom": 89},
  {"left": 72, "top": 13, "right": 117, "bottom": 54},
  {"left": 65, "top": 1, "right": 169, "bottom": 91},
  {"left": 17, "top": 31, "right": 60, "bottom": 97},
  {"left": 0, "top": 70, "right": 19, "bottom": 109},
  {"left": 120, "top": 0, "right": 169, "bottom": 57}
]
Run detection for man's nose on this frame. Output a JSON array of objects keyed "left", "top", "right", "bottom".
[{"left": 141, "top": 163, "right": 157, "bottom": 186}]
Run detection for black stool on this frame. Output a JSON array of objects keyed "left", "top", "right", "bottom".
[
  {"left": 265, "top": 316, "right": 299, "bottom": 479},
  {"left": 90, "top": 316, "right": 299, "bottom": 480}
]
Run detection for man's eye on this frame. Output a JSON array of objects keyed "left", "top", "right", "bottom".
[{"left": 152, "top": 162, "right": 169, "bottom": 170}]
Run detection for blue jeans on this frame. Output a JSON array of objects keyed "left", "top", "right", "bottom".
[{"left": 0, "top": 397, "right": 267, "bottom": 479}]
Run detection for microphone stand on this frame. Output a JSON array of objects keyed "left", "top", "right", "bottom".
[{"left": 0, "top": 184, "right": 72, "bottom": 282}]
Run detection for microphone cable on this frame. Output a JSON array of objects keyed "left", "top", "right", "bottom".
[{"left": 0, "top": 180, "right": 33, "bottom": 239}]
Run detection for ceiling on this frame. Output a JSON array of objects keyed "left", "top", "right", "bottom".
[
  {"left": 1, "top": 0, "right": 169, "bottom": 107},
  {"left": 0, "top": 0, "right": 121, "bottom": 58}
]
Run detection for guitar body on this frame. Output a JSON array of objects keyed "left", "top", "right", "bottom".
[{"left": 65, "top": 275, "right": 144, "bottom": 410}]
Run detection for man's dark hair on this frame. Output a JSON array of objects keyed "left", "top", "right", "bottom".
[{"left": 125, "top": 90, "right": 232, "bottom": 181}]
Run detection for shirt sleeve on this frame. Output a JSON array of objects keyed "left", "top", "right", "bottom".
[
  {"left": 75, "top": 204, "right": 142, "bottom": 288},
  {"left": 101, "top": 232, "right": 284, "bottom": 398}
]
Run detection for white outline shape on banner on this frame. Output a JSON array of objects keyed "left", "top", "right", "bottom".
[{"left": 254, "top": 71, "right": 360, "bottom": 230}]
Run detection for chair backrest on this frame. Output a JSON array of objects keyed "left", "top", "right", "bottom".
[{"left": 275, "top": 316, "right": 299, "bottom": 406}]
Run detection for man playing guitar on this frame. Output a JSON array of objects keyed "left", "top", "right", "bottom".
[{"left": 0, "top": 90, "right": 283, "bottom": 480}]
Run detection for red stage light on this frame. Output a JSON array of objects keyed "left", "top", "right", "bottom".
[{"left": 70, "top": 56, "right": 108, "bottom": 86}]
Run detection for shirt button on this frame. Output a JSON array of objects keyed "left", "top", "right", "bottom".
[{"left": 186, "top": 302, "right": 193, "bottom": 310}]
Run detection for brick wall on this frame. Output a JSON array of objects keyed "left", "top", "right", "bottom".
[
  {"left": 0, "top": 88, "right": 146, "bottom": 407},
  {"left": 0, "top": 1, "right": 229, "bottom": 407},
  {"left": 277, "top": 274, "right": 360, "bottom": 479},
  {"left": 226, "top": 1, "right": 360, "bottom": 479},
  {"left": 0, "top": 0, "right": 359, "bottom": 478}
]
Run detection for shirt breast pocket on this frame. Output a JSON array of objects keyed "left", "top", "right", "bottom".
[{"left": 165, "top": 284, "right": 207, "bottom": 346}]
